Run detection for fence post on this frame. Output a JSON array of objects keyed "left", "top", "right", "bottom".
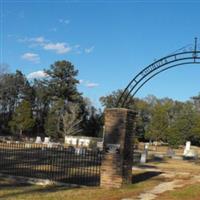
[{"left": 100, "top": 108, "right": 136, "bottom": 188}]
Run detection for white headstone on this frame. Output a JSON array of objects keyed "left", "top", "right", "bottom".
[
  {"left": 43, "top": 137, "right": 50, "bottom": 144},
  {"left": 97, "top": 141, "right": 103, "bottom": 149},
  {"left": 25, "top": 143, "right": 31, "bottom": 148},
  {"left": 65, "top": 136, "right": 77, "bottom": 146},
  {"left": 35, "top": 136, "right": 42, "bottom": 143},
  {"left": 75, "top": 147, "right": 81, "bottom": 155},
  {"left": 47, "top": 143, "right": 53, "bottom": 148},
  {"left": 183, "top": 141, "right": 191, "bottom": 156},
  {"left": 185, "top": 141, "right": 191, "bottom": 151},
  {"left": 140, "top": 152, "right": 147, "bottom": 163},
  {"left": 144, "top": 143, "right": 149, "bottom": 150},
  {"left": 78, "top": 138, "right": 90, "bottom": 147},
  {"left": 71, "top": 138, "right": 77, "bottom": 146}
]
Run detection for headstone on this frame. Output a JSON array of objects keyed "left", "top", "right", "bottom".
[
  {"left": 167, "top": 148, "right": 175, "bottom": 158},
  {"left": 75, "top": 147, "right": 80, "bottom": 155},
  {"left": 186, "top": 141, "right": 191, "bottom": 151},
  {"left": 140, "top": 150, "right": 148, "bottom": 163},
  {"left": 97, "top": 141, "right": 103, "bottom": 150},
  {"left": 144, "top": 143, "right": 149, "bottom": 150},
  {"left": 184, "top": 149, "right": 198, "bottom": 159},
  {"left": 25, "top": 143, "right": 31, "bottom": 148},
  {"left": 78, "top": 138, "right": 90, "bottom": 147},
  {"left": 183, "top": 141, "right": 198, "bottom": 159},
  {"left": 183, "top": 141, "right": 191, "bottom": 156},
  {"left": 47, "top": 143, "right": 53, "bottom": 148},
  {"left": 71, "top": 138, "right": 77, "bottom": 146},
  {"left": 35, "top": 136, "right": 42, "bottom": 144},
  {"left": 65, "top": 136, "right": 77, "bottom": 146},
  {"left": 43, "top": 137, "right": 50, "bottom": 144}
]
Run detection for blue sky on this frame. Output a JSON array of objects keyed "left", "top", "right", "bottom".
[{"left": 1, "top": 0, "right": 200, "bottom": 107}]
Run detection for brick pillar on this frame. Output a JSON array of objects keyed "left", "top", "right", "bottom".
[{"left": 100, "top": 108, "right": 136, "bottom": 188}]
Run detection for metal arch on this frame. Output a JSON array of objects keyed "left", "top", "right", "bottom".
[
  {"left": 123, "top": 52, "right": 200, "bottom": 104},
  {"left": 125, "top": 61, "right": 200, "bottom": 107},
  {"left": 117, "top": 47, "right": 200, "bottom": 107}
]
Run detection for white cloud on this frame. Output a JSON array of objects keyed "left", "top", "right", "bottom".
[
  {"left": 18, "top": 36, "right": 46, "bottom": 47},
  {"left": 31, "top": 36, "right": 45, "bottom": 43},
  {"left": 27, "top": 70, "right": 48, "bottom": 79},
  {"left": 18, "top": 36, "right": 93, "bottom": 55},
  {"left": 21, "top": 53, "right": 40, "bottom": 63},
  {"left": 59, "top": 19, "right": 70, "bottom": 24},
  {"left": 85, "top": 46, "right": 94, "bottom": 54},
  {"left": 85, "top": 82, "right": 99, "bottom": 88},
  {"left": 79, "top": 80, "right": 99, "bottom": 88},
  {"left": 43, "top": 42, "right": 71, "bottom": 54}
]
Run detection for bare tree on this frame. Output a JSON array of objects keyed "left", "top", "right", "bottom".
[{"left": 61, "top": 103, "right": 83, "bottom": 136}]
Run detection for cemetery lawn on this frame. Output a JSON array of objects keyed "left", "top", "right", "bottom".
[
  {"left": 0, "top": 172, "right": 165, "bottom": 200},
  {"left": 158, "top": 184, "right": 200, "bottom": 200},
  {"left": 1, "top": 159, "right": 200, "bottom": 200}
]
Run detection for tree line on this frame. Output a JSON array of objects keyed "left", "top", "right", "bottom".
[
  {"left": 0, "top": 61, "right": 103, "bottom": 140},
  {"left": 1, "top": 61, "right": 200, "bottom": 147},
  {"left": 100, "top": 90, "right": 200, "bottom": 147}
]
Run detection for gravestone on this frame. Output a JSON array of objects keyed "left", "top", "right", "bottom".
[
  {"left": 43, "top": 137, "right": 50, "bottom": 144},
  {"left": 144, "top": 143, "right": 149, "bottom": 150},
  {"left": 100, "top": 108, "right": 136, "bottom": 188},
  {"left": 184, "top": 141, "right": 191, "bottom": 152},
  {"left": 78, "top": 138, "right": 90, "bottom": 147},
  {"left": 140, "top": 144, "right": 148, "bottom": 163},
  {"left": 35, "top": 136, "right": 42, "bottom": 144},
  {"left": 183, "top": 141, "right": 198, "bottom": 159},
  {"left": 183, "top": 141, "right": 191, "bottom": 156},
  {"left": 47, "top": 143, "right": 53, "bottom": 148},
  {"left": 167, "top": 148, "right": 175, "bottom": 158},
  {"left": 97, "top": 141, "right": 103, "bottom": 150},
  {"left": 65, "top": 136, "right": 77, "bottom": 146},
  {"left": 140, "top": 151, "right": 147, "bottom": 163},
  {"left": 25, "top": 143, "right": 31, "bottom": 148}
]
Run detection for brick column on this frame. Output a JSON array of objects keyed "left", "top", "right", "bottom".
[{"left": 100, "top": 108, "right": 136, "bottom": 188}]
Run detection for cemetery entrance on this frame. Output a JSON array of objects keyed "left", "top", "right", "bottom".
[
  {"left": 1, "top": 39, "right": 200, "bottom": 189},
  {"left": 101, "top": 38, "right": 200, "bottom": 188}
]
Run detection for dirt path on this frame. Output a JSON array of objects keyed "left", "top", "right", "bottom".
[{"left": 122, "top": 164, "right": 200, "bottom": 200}]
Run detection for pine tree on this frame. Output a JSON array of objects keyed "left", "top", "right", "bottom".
[{"left": 9, "top": 100, "right": 35, "bottom": 136}]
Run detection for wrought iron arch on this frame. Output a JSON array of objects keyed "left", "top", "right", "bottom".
[{"left": 117, "top": 38, "right": 200, "bottom": 107}]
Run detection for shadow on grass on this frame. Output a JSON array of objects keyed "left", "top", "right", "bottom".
[
  {"left": 0, "top": 178, "right": 80, "bottom": 200},
  {"left": 147, "top": 156, "right": 168, "bottom": 163},
  {"left": 132, "top": 171, "right": 163, "bottom": 184},
  {"left": 135, "top": 164, "right": 158, "bottom": 169}
]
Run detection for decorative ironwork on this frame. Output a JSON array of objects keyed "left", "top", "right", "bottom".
[{"left": 117, "top": 38, "right": 200, "bottom": 107}]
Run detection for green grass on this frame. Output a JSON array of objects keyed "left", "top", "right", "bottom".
[{"left": 158, "top": 184, "right": 200, "bottom": 200}]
